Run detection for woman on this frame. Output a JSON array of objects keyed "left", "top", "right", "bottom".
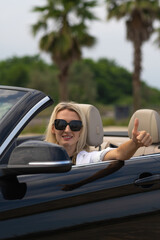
[{"left": 45, "top": 102, "right": 152, "bottom": 165}]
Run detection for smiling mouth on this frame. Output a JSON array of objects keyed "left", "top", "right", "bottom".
[{"left": 62, "top": 135, "right": 73, "bottom": 140}]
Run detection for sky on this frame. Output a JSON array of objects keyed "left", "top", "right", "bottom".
[{"left": 1, "top": 0, "right": 160, "bottom": 90}]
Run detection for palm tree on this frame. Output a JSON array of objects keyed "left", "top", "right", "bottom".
[
  {"left": 32, "top": 0, "right": 98, "bottom": 101},
  {"left": 105, "top": 0, "right": 160, "bottom": 111}
]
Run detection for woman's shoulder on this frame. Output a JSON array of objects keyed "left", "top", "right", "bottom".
[{"left": 76, "top": 150, "right": 88, "bottom": 158}]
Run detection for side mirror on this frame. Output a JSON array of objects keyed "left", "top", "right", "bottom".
[{"left": 0, "top": 141, "right": 72, "bottom": 177}]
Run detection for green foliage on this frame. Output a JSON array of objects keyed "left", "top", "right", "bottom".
[
  {"left": 0, "top": 57, "right": 29, "bottom": 87},
  {"left": 0, "top": 55, "right": 59, "bottom": 102},
  {"left": 102, "top": 117, "right": 129, "bottom": 127},
  {"left": 83, "top": 58, "right": 132, "bottom": 104},
  {"left": 141, "top": 82, "right": 160, "bottom": 108},
  {"left": 102, "top": 117, "right": 116, "bottom": 126},
  {"left": 0, "top": 55, "right": 160, "bottom": 109},
  {"left": 68, "top": 60, "right": 97, "bottom": 103}
]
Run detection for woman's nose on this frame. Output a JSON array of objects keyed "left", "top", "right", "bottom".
[{"left": 64, "top": 125, "right": 71, "bottom": 132}]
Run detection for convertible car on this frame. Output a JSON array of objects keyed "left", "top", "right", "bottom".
[{"left": 0, "top": 85, "right": 160, "bottom": 240}]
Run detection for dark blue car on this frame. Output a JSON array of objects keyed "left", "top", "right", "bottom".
[{"left": 0, "top": 85, "right": 160, "bottom": 240}]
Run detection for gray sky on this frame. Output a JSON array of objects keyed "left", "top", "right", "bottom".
[{"left": 1, "top": 0, "right": 160, "bottom": 90}]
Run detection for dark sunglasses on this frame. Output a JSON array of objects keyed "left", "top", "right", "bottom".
[{"left": 54, "top": 119, "right": 82, "bottom": 131}]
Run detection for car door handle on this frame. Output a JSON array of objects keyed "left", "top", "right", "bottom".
[{"left": 134, "top": 174, "right": 160, "bottom": 186}]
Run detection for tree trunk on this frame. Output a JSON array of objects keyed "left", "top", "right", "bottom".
[
  {"left": 132, "top": 40, "right": 142, "bottom": 112},
  {"left": 59, "top": 68, "right": 69, "bottom": 101}
]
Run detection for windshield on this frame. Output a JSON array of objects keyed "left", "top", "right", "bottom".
[{"left": 0, "top": 89, "right": 26, "bottom": 121}]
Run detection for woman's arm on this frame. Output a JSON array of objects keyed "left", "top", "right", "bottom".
[{"left": 103, "top": 118, "right": 152, "bottom": 161}]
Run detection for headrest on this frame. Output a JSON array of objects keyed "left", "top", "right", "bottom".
[
  {"left": 128, "top": 109, "right": 160, "bottom": 143},
  {"left": 76, "top": 104, "right": 104, "bottom": 147}
]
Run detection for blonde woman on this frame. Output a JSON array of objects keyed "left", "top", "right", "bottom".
[{"left": 45, "top": 102, "right": 152, "bottom": 165}]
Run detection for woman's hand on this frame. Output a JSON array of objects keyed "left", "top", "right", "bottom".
[{"left": 132, "top": 118, "right": 152, "bottom": 147}]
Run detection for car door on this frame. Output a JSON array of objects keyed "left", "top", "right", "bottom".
[{"left": 0, "top": 153, "right": 160, "bottom": 239}]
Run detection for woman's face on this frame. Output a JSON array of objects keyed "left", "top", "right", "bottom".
[{"left": 52, "top": 109, "right": 82, "bottom": 156}]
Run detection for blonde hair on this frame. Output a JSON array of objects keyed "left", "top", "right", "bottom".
[{"left": 45, "top": 102, "right": 89, "bottom": 162}]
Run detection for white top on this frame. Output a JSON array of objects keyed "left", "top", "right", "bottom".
[{"left": 76, "top": 147, "right": 113, "bottom": 165}]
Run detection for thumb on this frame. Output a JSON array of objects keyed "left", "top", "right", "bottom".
[{"left": 132, "top": 118, "right": 139, "bottom": 135}]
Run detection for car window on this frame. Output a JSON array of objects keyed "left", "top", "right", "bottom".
[
  {"left": 19, "top": 106, "right": 53, "bottom": 136},
  {"left": 0, "top": 89, "right": 26, "bottom": 121}
]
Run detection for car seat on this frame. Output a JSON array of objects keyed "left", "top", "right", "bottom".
[
  {"left": 75, "top": 104, "right": 105, "bottom": 150},
  {"left": 128, "top": 109, "right": 160, "bottom": 156}
]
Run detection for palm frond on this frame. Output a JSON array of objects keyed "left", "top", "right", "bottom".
[{"left": 32, "top": 21, "right": 48, "bottom": 36}]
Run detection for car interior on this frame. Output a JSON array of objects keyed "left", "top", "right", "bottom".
[
  {"left": 76, "top": 105, "right": 160, "bottom": 157},
  {"left": 17, "top": 104, "right": 160, "bottom": 158}
]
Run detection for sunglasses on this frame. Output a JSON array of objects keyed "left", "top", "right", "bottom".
[{"left": 54, "top": 119, "right": 82, "bottom": 131}]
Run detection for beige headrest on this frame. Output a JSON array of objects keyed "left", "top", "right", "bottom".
[
  {"left": 76, "top": 104, "right": 104, "bottom": 147},
  {"left": 128, "top": 109, "right": 160, "bottom": 143}
]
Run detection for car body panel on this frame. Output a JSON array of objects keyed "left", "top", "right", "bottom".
[{"left": 1, "top": 156, "right": 160, "bottom": 239}]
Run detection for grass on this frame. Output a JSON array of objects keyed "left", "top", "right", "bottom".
[{"left": 102, "top": 117, "right": 129, "bottom": 127}]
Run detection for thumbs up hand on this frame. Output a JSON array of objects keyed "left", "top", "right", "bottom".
[{"left": 132, "top": 118, "right": 152, "bottom": 147}]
